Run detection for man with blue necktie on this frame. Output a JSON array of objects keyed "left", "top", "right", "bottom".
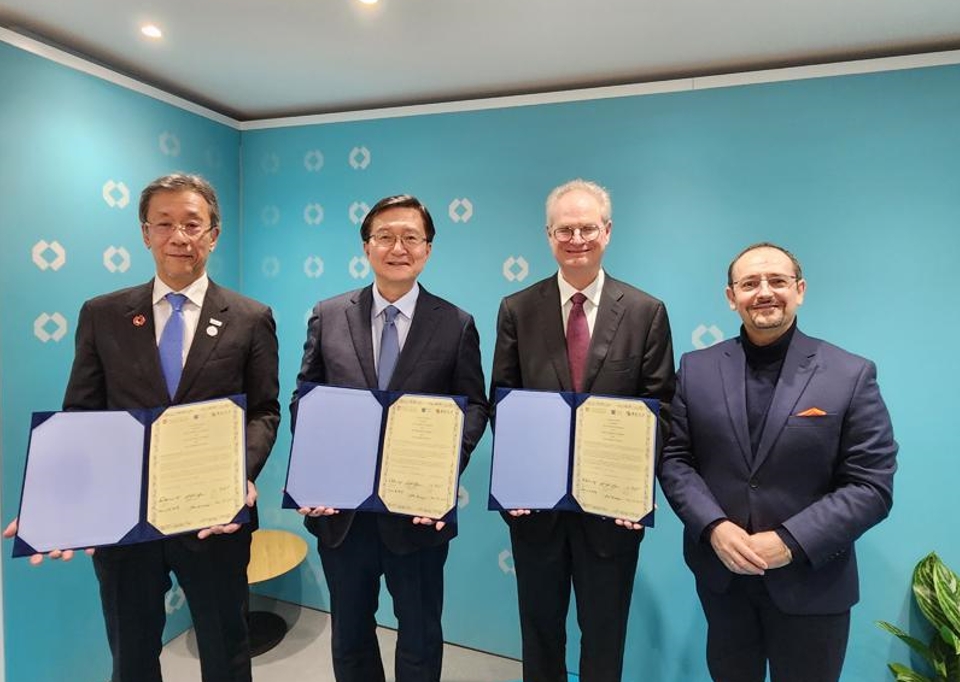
[
  {"left": 292, "top": 194, "right": 488, "bottom": 682},
  {"left": 6, "top": 173, "right": 281, "bottom": 682}
]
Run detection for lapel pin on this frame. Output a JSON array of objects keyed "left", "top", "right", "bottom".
[
  {"left": 209, "top": 318, "right": 223, "bottom": 327},
  {"left": 133, "top": 314, "right": 147, "bottom": 327},
  {"left": 206, "top": 325, "right": 219, "bottom": 337}
]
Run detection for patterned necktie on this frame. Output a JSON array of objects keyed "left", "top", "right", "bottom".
[
  {"left": 566, "top": 292, "right": 589, "bottom": 392},
  {"left": 159, "top": 293, "right": 188, "bottom": 399},
  {"left": 378, "top": 305, "right": 401, "bottom": 390}
]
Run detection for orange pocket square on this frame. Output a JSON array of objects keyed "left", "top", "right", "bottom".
[{"left": 796, "top": 407, "right": 827, "bottom": 417}]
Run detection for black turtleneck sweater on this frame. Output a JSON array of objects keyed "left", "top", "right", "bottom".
[{"left": 741, "top": 320, "right": 797, "bottom": 460}]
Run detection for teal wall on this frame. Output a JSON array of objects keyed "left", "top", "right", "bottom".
[
  {"left": 241, "top": 65, "right": 960, "bottom": 682},
  {"left": 0, "top": 41, "right": 240, "bottom": 682},
  {"left": 3, "top": 32, "right": 960, "bottom": 682}
]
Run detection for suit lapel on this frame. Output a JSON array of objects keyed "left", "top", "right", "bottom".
[
  {"left": 388, "top": 287, "right": 439, "bottom": 390},
  {"left": 125, "top": 282, "right": 168, "bottom": 403},
  {"left": 345, "top": 286, "right": 378, "bottom": 389},
  {"left": 582, "top": 277, "right": 626, "bottom": 393},
  {"left": 752, "top": 330, "right": 818, "bottom": 472},
  {"left": 538, "top": 278, "right": 573, "bottom": 391},
  {"left": 176, "top": 281, "right": 228, "bottom": 402},
  {"left": 719, "top": 340, "right": 752, "bottom": 468}
]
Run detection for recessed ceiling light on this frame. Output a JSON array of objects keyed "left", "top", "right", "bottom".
[
  {"left": 357, "top": 0, "right": 379, "bottom": 5},
  {"left": 141, "top": 24, "right": 162, "bottom": 39}
]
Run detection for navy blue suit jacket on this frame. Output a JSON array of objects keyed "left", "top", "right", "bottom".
[
  {"left": 292, "top": 285, "right": 488, "bottom": 554},
  {"left": 658, "top": 328, "right": 897, "bottom": 614}
]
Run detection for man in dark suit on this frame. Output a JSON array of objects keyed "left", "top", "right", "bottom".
[
  {"left": 658, "top": 242, "right": 898, "bottom": 682},
  {"left": 490, "top": 179, "right": 676, "bottom": 682},
  {"left": 292, "top": 194, "right": 488, "bottom": 682},
  {"left": 6, "top": 173, "right": 281, "bottom": 682}
]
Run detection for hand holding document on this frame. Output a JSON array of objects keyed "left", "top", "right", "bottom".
[
  {"left": 489, "top": 388, "right": 658, "bottom": 525},
  {"left": 12, "top": 397, "right": 248, "bottom": 558},
  {"left": 285, "top": 384, "right": 465, "bottom": 522}
]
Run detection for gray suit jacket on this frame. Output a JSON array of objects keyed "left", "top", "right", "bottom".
[
  {"left": 292, "top": 285, "right": 488, "bottom": 553},
  {"left": 63, "top": 279, "right": 281, "bottom": 526},
  {"left": 490, "top": 273, "right": 676, "bottom": 555}
]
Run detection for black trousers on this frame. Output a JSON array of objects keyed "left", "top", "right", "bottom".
[
  {"left": 92, "top": 527, "right": 252, "bottom": 682},
  {"left": 510, "top": 515, "right": 640, "bottom": 682},
  {"left": 317, "top": 513, "right": 449, "bottom": 682},
  {"left": 697, "top": 576, "right": 850, "bottom": 682}
]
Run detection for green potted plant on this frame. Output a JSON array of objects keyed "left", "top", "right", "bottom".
[{"left": 878, "top": 552, "right": 960, "bottom": 681}]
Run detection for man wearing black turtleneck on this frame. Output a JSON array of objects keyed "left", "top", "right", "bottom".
[{"left": 658, "top": 242, "right": 898, "bottom": 682}]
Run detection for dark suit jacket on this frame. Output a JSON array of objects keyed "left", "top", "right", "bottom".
[
  {"left": 658, "top": 328, "right": 897, "bottom": 614},
  {"left": 63, "top": 279, "right": 281, "bottom": 504},
  {"left": 490, "top": 273, "right": 676, "bottom": 556},
  {"left": 293, "top": 285, "right": 488, "bottom": 554}
]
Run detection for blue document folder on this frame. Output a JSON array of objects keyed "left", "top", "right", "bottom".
[
  {"left": 12, "top": 396, "right": 249, "bottom": 558},
  {"left": 489, "top": 387, "right": 659, "bottom": 526},
  {"left": 283, "top": 383, "right": 466, "bottom": 523}
]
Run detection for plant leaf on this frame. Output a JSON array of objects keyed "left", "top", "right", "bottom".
[
  {"left": 931, "top": 559, "right": 960, "bottom": 644},
  {"left": 888, "top": 662, "right": 934, "bottom": 682},
  {"left": 878, "top": 621, "right": 938, "bottom": 665},
  {"left": 914, "top": 553, "right": 944, "bottom": 629}
]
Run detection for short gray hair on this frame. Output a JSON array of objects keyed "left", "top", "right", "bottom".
[
  {"left": 545, "top": 179, "right": 612, "bottom": 227},
  {"left": 139, "top": 173, "right": 221, "bottom": 228}
]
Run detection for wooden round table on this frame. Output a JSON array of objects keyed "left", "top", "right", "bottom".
[{"left": 247, "top": 528, "right": 309, "bottom": 655}]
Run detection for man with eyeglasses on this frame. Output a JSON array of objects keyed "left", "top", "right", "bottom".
[
  {"left": 292, "top": 194, "right": 487, "bottom": 682},
  {"left": 5, "top": 173, "right": 281, "bottom": 681},
  {"left": 490, "top": 179, "right": 676, "bottom": 682},
  {"left": 658, "top": 242, "right": 898, "bottom": 682}
]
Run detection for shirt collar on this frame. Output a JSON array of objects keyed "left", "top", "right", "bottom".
[
  {"left": 557, "top": 269, "right": 604, "bottom": 307},
  {"left": 372, "top": 282, "right": 420, "bottom": 319},
  {"left": 152, "top": 273, "right": 209, "bottom": 308}
]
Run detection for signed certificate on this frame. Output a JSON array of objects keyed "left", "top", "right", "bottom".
[
  {"left": 378, "top": 395, "right": 464, "bottom": 519},
  {"left": 147, "top": 398, "right": 246, "bottom": 535},
  {"left": 572, "top": 396, "right": 656, "bottom": 521}
]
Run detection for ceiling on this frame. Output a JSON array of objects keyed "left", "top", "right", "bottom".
[{"left": 2, "top": 0, "right": 960, "bottom": 122}]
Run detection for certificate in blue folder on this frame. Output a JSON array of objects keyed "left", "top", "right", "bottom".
[
  {"left": 283, "top": 384, "right": 467, "bottom": 523},
  {"left": 12, "top": 396, "right": 249, "bottom": 558},
  {"left": 488, "top": 387, "right": 659, "bottom": 526}
]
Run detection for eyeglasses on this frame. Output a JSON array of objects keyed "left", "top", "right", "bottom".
[
  {"left": 730, "top": 275, "right": 799, "bottom": 293},
  {"left": 144, "top": 220, "right": 214, "bottom": 238},
  {"left": 549, "top": 224, "right": 606, "bottom": 243},
  {"left": 368, "top": 232, "right": 429, "bottom": 249}
]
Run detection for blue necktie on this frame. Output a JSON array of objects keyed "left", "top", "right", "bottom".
[
  {"left": 378, "top": 305, "right": 400, "bottom": 390},
  {"left": 159, "top": 293, "right": 188, "bottom": 399}
]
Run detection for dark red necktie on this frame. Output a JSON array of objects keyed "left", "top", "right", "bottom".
[{"left": 566, "top": 292, "right": 589, "bottom": 392}]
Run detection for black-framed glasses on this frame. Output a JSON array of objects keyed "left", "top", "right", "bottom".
[
  {"left": 368, "top": 232, "right": 429, "bottom": 248},
  {"left": 144, "top": 221, "right": 215, "bottom": 238},
  {"left": 548, "top": 224, "right": 605, "bottom": 243},
  {"left": 730, "top": 274, "right": 798, "bottom": 293}
]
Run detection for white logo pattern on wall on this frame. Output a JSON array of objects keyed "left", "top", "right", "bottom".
[
  {"left": 304, "top": 203, "right": 324, "bottom": 226},
  {"left": 498, "top": 549, "right": 515, "bottom": 575},
  {"left": 158, "top": 132, "right": 181, "bottom": 157},
  {"left": 304, "top": 150, "right": 324, "bottom": 172},
  {"left": 448, "top": 198, "right": 473, "bottom": 223},
  {"left": 102, "top": 180, "right": 130, "bottom": 209},
  {"left": 261, "top": 205, "right": 280, "bottom": 226},
  {"left": 692, "top": 324, "right": 724, "bottom": 349},
  {"left": 261, "top": 257, "right": 280, "bottom": 278},
  {"left": 349, "top": 146, "right": 371, "bottom": 170},
  {"left": 502, "top": 256, "right": 530, "bottom": 282},
  {"left": 32, "top": 240, "right": 66, "bottom": 271},
  {"left": 304, "top": 256, "right": 324, "bottom": 279},
  {"left": 457, "top": 485, "right": 469, "bottom": 509},
  {"left": 34, "top": 313, "right": 68, "bottom": 343},
  {"left": 349, "top": 201, "right": 370, "bottom": 225},
  {"left": 103, "top": 246, "right": 131, "bottom": 273},
  {"left": 165, "top": 585, "right": 186, "bottom": 614},
  {"left": 349, "top": 256, "right": 370, "bottom": 279},
  {"left": 261, "top": 152, "right": 280, "bottom": 174}
]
